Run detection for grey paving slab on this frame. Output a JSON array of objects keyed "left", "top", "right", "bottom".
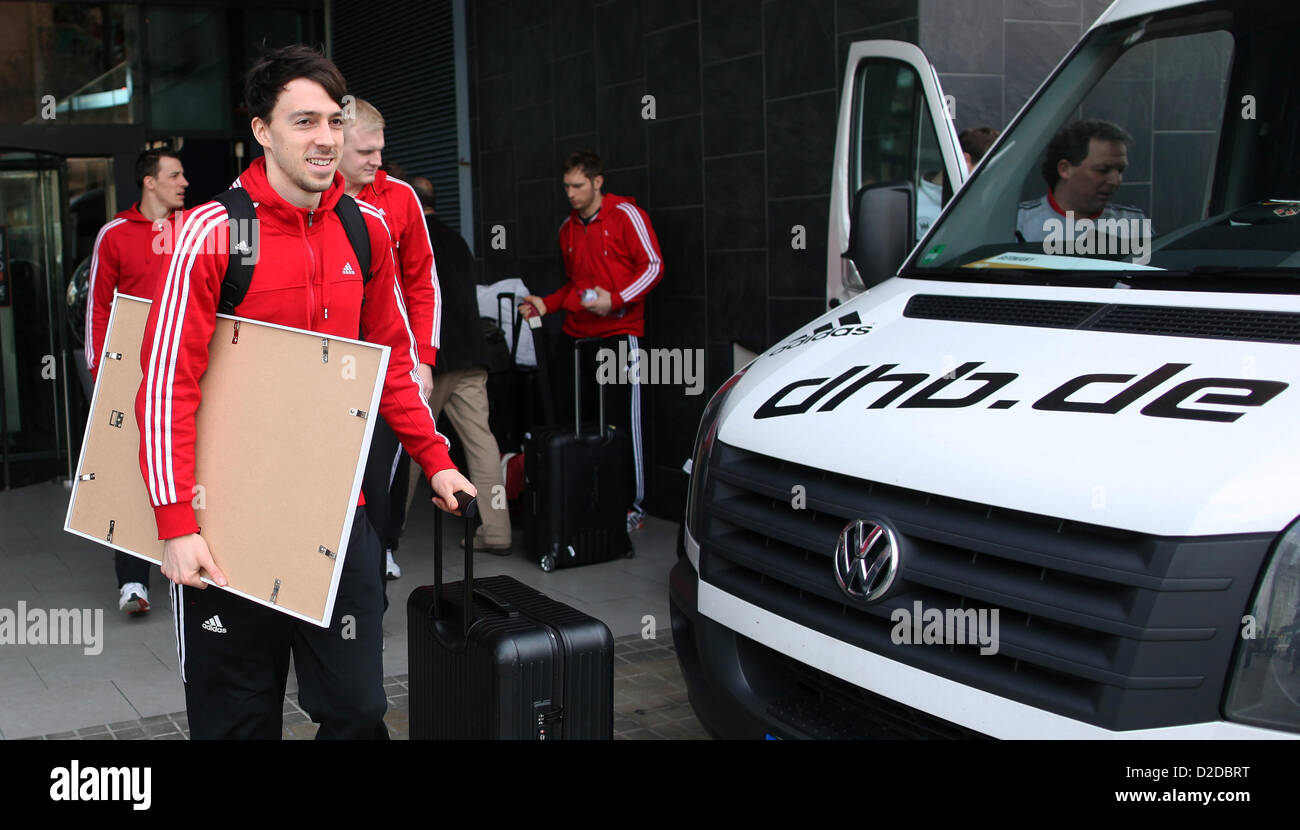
[
  {"left": 110, "top": 673, "right": 187, "bottom": 719},
  {"left": 23, "top": 642, "right": 149, "bottom": 685},
  {"left": 0, "top": 553, "right": 75, "bottom": 587},
  {"left": 0, "top": 654, "right": 48, "bottom": 698},
  {"left": 0, "top": 678, "right": 140, "bottom": 739},
  {"left": 560, "top": 594, "right": 674, "bottom": 639}
]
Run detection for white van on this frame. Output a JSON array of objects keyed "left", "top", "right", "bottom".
[{"left": 671, "top": 0, "right": 1300, "bottom": 738}]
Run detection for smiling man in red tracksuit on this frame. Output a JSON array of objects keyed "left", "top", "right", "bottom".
[
  {"left": 523, "top": 150, "right": 664, "bottom": 530},
  {"left": 86, "top": 148, "right": 188, "bottom": 618},
  {"left": 137, "top": 45, "right": 473, "bottom": 740}
]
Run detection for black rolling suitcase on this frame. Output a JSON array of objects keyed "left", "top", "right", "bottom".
[
  {"left": 408, "top": 493, "right": 614, "bottom": 740},
  {"left": 523, "top": 336, "right": 633, "bottom": 572}
]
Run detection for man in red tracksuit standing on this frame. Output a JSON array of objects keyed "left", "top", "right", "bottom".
[
  {"left": 86, "top": 147, "right": 188, "bottom": 617},
  {"left": 339, "top": 97, "right": 441, "bottom": 580},
  {"left": 137, "top": 45, "right": 473, "bottom": 739},
  {"left": 523, "top": 150, "right": 664, "bottom": 530}
]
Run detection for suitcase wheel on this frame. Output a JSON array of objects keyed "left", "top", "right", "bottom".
[{"left": 540, "top": 554, "right": 555, "bottom": 572}]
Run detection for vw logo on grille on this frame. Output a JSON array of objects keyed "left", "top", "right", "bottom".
[{"left": 834, "top": 519, "right": 899, "bottom": 601}]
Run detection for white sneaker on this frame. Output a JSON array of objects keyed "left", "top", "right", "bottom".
[
  {"left": 118, "top": 582, "right": 150, "bottom": 615},
  {"left": 385, "top": 549, "right": 401, "bottom": 580}
]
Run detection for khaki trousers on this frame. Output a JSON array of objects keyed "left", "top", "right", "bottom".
[{"left": 406, "top": 367, "right": 512, "bottom": 545}]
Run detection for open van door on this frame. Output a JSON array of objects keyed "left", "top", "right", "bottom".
[{"left": 827, "top": 40, "right": 966, "bottom": 307}]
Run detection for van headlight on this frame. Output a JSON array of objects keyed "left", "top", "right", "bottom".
[
  {"left": 684, "top": 366, "right": 750, "bottom": 542},
  {"left": 1223, "top": 516, "right": 1300, "bottom": 734}
]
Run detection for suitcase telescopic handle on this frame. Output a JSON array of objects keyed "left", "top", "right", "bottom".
[
  {"left": 497, "top": 292, "right": 514, "bottom": 329},
  {"left": 572, "top": 336, "right": 608, "bottom": 441},
  {"left": 432, "top": 491, "right": 481, "bottom": 634},
  {"left": 523, "top": 309, "right": 558, "bottom": 425}
]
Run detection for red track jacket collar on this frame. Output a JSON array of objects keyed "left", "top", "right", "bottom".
[
  {"left": 568, "top": 192, "right": 635, "bottom": 227},
  {"left": 359, "top": 168, "right": 391, "bottom": 202}
]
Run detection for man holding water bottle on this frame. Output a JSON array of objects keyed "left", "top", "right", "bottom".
[{"left": 522, "top": 150, "right": 664, "bottom": 532}]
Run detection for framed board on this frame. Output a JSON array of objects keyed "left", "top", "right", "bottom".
[{"left": 65, "top": 294, "right": 390, "bottom": 626}]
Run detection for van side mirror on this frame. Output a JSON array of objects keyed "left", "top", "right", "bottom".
[{"left": 845, "top": 181, "right": 914, "bottom": 291}]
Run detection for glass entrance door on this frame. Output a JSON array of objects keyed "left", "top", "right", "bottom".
[{"left": 0, "top": 153, "right": 68, "bottom": 489}]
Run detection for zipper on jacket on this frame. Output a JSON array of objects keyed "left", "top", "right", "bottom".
[
  {"left": 307, "top": 208, "right": 331, "bottom": 319},
  {"left": 301, "top": 212, "right": 318, "bottom": 325}
]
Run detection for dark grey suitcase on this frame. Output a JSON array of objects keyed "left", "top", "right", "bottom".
[
  {"left": 523, "top": 336, "right": 633, "bottom": 572},
  {"left": 407, "top": 493, "right": 615, "bottom": 739}
]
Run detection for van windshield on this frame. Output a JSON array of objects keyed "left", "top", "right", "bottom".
[{"left": 908, "top": 0, "right": 1300, "bottom": 291}]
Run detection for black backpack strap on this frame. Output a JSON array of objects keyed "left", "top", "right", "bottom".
[
  {"left": 214, "top": 188, "right": 257, "bottom": 314},
  {"left": 334, "top": 194, "right": 371, "bottom": 282},
  {"left": 215, "top": 188, "right": 371, "bottom": 317}
]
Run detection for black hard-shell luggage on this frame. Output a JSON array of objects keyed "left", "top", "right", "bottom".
[
  {"left": 407, "top": 493, "right": 614, "bottom": 739},
  {"left": 523, "top": 336, "right": 633, "bottom": 572}
]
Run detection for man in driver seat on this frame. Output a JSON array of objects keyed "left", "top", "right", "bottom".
[{"left": 1017, "top": 119, "right": 1147, "bottom": 244}]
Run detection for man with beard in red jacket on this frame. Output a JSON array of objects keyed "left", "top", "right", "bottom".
[
  {"left": 137, "top": 45, "right": 473, "bottom": 739},
  {"left": 86, "top": 147, "right": 188, "bottom": 617},
  {"left": 523, "top": 150, "right": 664, "bottom": 531}
]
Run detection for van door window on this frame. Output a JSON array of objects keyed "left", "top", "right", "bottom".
[{"left": 850, "top": 59, "right": 951, "bottom": 248}]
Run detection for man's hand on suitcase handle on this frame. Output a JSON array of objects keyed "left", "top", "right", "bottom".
[
  {"left": 161, "top": 533, "right": 228, "bottom": 589},
  {"left": 520, "top": 295, "right": 546, "bottom": 319},
  {"left": 430, "top": 470, "right": 477, "bottom": 516}
]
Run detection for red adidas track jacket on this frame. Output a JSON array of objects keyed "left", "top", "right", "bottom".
[
  {"left": 136, "top": 158, "right": 454, "bottom": 541},
  {"left": 85, "top": 204, "right": 184, "bottom": 381},
  {"left": 543, "top": 193, "right": 664, "bottom": 339},
  {"left": 355, "top": 170, "right": 441, "bottom": 365}
]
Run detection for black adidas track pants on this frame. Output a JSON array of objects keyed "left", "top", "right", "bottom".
[{"left": 169, "top": 507, "right": 389, "bottom": 740}]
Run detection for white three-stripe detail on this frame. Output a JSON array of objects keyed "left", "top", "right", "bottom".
[
  {"left": 145, "top": 202, "right": 226, "bottom": 506},
  {"left": 385, "top": 177, "right": 443, "bottom": 350},
  {"left": 615, "top": 203, "right": 661, "bottom": 303},
  {"left": 85, "top": 218, "right": 128, "bottom": 370},
  {"left": 171, "top": 582, "right": 187, "bottom": 683}
]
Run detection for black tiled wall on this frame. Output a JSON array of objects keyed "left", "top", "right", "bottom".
[
  {"left": 921, "top": 0, "right": 1113, "bottom": 134},
  {"left": 467, "top": 0, "right": 920, "bottom": 518}
]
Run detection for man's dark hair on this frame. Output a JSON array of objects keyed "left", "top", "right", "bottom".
[
  {"left": 562, "top": 149, "right": 603, "bottom": 180},
  {"left": 244, "top": 44, "right": 347, "bottom": 125},
  {"left": 411, "top": 176, "right": 436, "bottom": 211},
  {"left": 958, "top": 126, "right": 1000, "bottom": 165},
  {"left": 135, "top": 148, "right": 181, "bottom": 190},
  {"left": 1042, "top": 119, "right": 1132, "bottom": 189},
  {"left": 381, "top": 160, "right": 408, "bottom": 181}
]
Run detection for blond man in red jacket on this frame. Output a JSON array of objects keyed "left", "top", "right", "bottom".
[
  {"left": 339, "top": 98, "right": 442, "bottom": 579},
  {"left": 86, "top": 147, "right": 188, "bottom": 616}
]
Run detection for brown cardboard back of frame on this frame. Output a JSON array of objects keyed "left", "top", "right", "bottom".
[{"left": 65, "top": 295, "right": 389, "bottom": 626}]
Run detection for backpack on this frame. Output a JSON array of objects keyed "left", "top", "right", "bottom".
[{"left": 213, "top": 187, "right": 371, "bottom": 314}]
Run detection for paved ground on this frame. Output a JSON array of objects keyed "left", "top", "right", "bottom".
[
  {"left": 0, "top": 480, "right": 708, "bottom": 740},
  {"left": 18, "top": 635, "right": 708, "bottom": 740}
]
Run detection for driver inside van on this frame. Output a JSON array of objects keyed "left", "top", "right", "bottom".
[{"left": 1016, "top": 118, "right": 1147, "bottom": 244}]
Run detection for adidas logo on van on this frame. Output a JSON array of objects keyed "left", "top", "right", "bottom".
[
  {"left": 201, "top": 615, "right": 227, "bottom": 634},
  {"left": 769, "top": 311, "right": 874, "bottom": 355},
  {"left": 342, "top": 262, "right": 355, "bottom": 275}
]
